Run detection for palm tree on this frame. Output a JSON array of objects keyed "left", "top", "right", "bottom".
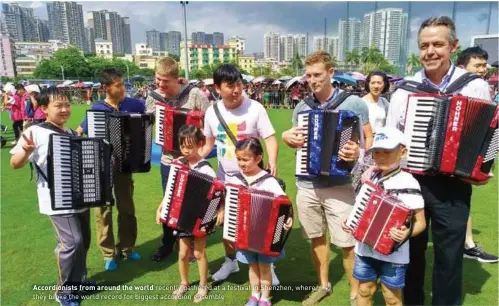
[
  {"left": 330, "top": 56, "right": 339, "bottom": 69},
  {"left": 345, "top": 49, "right": 361, "bottom": 70},
  {"left": 291, "top": 52, "right": 304, "bottom": 76},
  {"left": 406, "top": 53, "right": 421, "bottom": 75},
  {"left": 450, "top": 45, "right": 462, "bottom": 64}
]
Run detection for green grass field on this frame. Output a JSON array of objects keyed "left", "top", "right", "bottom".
[{"left": 1, "top": 105, "right": 497, "bottom": 306}]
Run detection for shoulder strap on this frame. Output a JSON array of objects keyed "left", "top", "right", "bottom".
[
  {"left": 213, "top": 102, "right": 238, "bottom": 145},
  {"left": 385, "top": 188, "right": 422, "bottom": 196},
  {"left": 37, "top": 122, "right": 74, "bottom": 135},
  {"left": 148, "top": 90, "right": 167, "bottom": 104},
  {"left": 194, "top": 160, "right": 212, "bottom": 170},
  {"left": 325, "top": 91, "right": 353, "bottom": 110},
  {"left": 395, "top": 80, "right": 441, "bottom": 94},
  {"left": 235, "top": 172, "right": 273, "bottom": 187},
  {"left": 444, "top": 72, "right": 481, "bottom": 94},
  {"left": 303, "top": 95, "right": 320, "bottom": 110},
  {"left": 176, "top": 85, "right": 195, "bottom": 107}
]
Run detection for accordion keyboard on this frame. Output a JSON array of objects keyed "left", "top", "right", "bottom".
[
  {"left": 155, "top": 104, "right": 165, "bottom": 146},
  {"left": 81, "top": 141, "right": 100, "bottom": 203},
  {"left": 52, "top": 135, "right": 74, "bottom": 209},
  {"left": 160, "top": 164, "right": 180, "bottom": 221},
  {"left": 223, "top": 185, "right": 240, "bottom": 242},
  {"left": 87, "top": 111, "right": 106, "bottom": 138},
  {"left": 295, "top": 112, "right": 310, "bottom": 176},
  {"left": 346, "top": 183, "right": 376, "bottom": 230}
]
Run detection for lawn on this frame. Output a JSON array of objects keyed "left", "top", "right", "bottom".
[{"left": 1, "top": 105, "right": 497, "bottom": 305}]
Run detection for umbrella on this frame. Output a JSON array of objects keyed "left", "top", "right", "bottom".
[
  {"left": 242, "top": 74, "right": 254, "bottom": 82},
  {"left": 285, "top": 76, "right": 302, "bottom": 90},
  {"left": 252, "top": 76, "right": 265, "bottom": 83},
  {"left": 332, "top": 74, "right": 357, "bottom": 86},
  {"left": 92, "top": 83, "right": 101, "bottom": 88},
  {"left": 491, "top": 61, "right": 499, "bottom": 68},
  {"left": 189, "top": 79, "right": 199, "bottom": 84},
  {"left": 279, "top": 75, "right": 293, "bottom": 81},
  {"left": 349, "top": 72, "right": 366, "bottom": 81},
  {"left": 203, "top": 78, "right": 214, "bottom": 86},
  {"left": 74, "top": 82, "right": 86, "bottom": 88},
  {"left": 262, "top": 78, "right": 275, "bottom": 84},
  {"left": 272, "top": 80, "right": 282, "bottom": 85}
]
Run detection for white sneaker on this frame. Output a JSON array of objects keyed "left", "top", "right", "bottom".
[
  {"left": 271, "top": 263, "right": 280, "bottom": 286},
  {"left": 212, "top": 256, "right": 239, "bottom": 281}
]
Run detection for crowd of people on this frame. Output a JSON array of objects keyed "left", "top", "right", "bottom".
[{"left": 3, "top": 15, "right": 499, "bottom": 306}]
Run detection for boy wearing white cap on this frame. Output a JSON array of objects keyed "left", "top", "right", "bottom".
[{"left": 343, "top": 127, "right": 427, "bottom": 306}]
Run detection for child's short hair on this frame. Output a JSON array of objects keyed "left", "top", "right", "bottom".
[
  {"left": 100, "top": 68, "right": 124, "bottom": 86},
  {"left": 456, "top": 46, "right": 489, "bottom": 67},
  {"left": 235, "top": 137, "right": 264, "bottom": 168},
  {"left": 38, "top": 86, "right": 70, "bottom": 107},
  {"left": 213, "top": 64, "right": 242, "bottom": 87},
  {"left": 14, "top": 84, "right": 25, "bottom": 91},
  {"left": 178, "top": 125, "right": 205, "bottom": 146}
]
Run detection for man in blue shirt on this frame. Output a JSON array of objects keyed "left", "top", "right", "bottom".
[{"left": 77, "top": 68, "right": 145, "bottom": 271}]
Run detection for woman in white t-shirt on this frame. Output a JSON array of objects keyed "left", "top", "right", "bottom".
[{"left": 362, "top": 71, "right": 390, "bottom": 135}]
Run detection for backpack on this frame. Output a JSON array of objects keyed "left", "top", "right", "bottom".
[{"left": 25, "top": 98, "right": 35, "bottom": 118}]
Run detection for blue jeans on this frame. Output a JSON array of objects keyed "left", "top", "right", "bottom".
[
  {"left": 353, "top": 255, "right": 408, "bottom": 289},
  {"left": 160, "top": 163, "right": 176, "bottom": 251}
]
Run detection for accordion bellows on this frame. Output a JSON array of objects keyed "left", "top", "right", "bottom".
[{"left": 403, "top": 94, "right": 499, "bottom": 181}]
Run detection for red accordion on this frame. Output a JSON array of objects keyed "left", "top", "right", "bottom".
[
  {"left": 155, "top": 102, "right": 204, "bottom": 152},
  {"left": 160, "top": 162, "right": 224, "bottom": 237},
  {"left": 346, "top": 181, "right": 413, "bottom": 255},
  {"left": 223, "top": 184, "right": 292, "bottom": 256},
  {"left": 403, "top": 94, "right": 499, "bottom": 182}
]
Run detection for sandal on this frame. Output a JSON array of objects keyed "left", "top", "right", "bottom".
[
  {"left": 172, "top": 283, "right": 189, "bottom": 300},
  {"left": 193, "top": 285, "right": 209, "bottom": 303}
]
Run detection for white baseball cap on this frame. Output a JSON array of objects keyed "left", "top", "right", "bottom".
[
  {"left": 26, "top": 84, "right": 40, "bottom": 94},
  {"left": 369, "top": 127, "right": 406, "bottom": 151}
]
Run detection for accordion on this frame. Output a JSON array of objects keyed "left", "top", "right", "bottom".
[
  {"left": 160, "top": 163, "right": 224, "bottom": 237},
  {"left": 223, "top": 184, "right": 292, "bottom": 256},
  {"left": 346, "top": 181, "right": 413, "bottom": 255},
  {"left": 155, "top": 102, "right": 204, "bottom": 152},
  {"left": 87, "top": 110, "right": 153, "bottom": 173},
  {"left": 403, "top": 94, "right": 499, "bottom": 181},
  {"left": 47, "top": 134, "right": 114, "bottom": 210},
  {"left": 296, "top": 109, "right": 361, "bottom": 178}
]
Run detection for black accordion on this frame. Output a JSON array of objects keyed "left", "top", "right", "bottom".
[
  {"left": 87, "top": 110, "right": 153, "bottom": 173},
  {"left": 47, "top": 134, "right": 114, "bottom": 210},
  {"left": 404, "top": 94, "right": 499, "bottom": 181}
]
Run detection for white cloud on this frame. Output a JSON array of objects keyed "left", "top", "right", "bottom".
[{"left": 29, "top": 1, "right": 43, "bottom": 9}]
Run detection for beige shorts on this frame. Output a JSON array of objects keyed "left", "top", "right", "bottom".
[{"left": 296, "top": 184, "right": 356, "bottom": 248}]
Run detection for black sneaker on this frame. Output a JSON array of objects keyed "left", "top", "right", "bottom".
[
  {"left": 151, "top": 246, "right": 173, "bottom": 262},
  {"left": 464, "top": 246, "right": 499, "bottom": 263}
]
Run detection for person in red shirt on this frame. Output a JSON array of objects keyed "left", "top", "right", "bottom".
[{"left": 10, "top": 84, "right": 28, "bottom": 144}]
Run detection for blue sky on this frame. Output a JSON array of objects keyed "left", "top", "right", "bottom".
[{"left": 21, "top": 1, "right": 499, "bottom": 55}]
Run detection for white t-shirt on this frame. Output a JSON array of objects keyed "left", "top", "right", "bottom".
[
  {"left": 227, "top": 170, "right": 285, "bottom": 196},
  {"left": 354, "top": 170, "right": 424, "bottom": 264},
  {"left": 203, "top": 97, "right": 275, "bottom": 178},
  {"left": 10, "top": 125, "right": 88, "bottom": 216},
  {"left": 386, "top": 66, "right": 491, "bottom": 130},
  {"left": 363, "top": 96, "right": 388, "bottom": 133}
]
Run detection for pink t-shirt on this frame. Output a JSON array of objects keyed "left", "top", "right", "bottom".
[
  {"left": 10, "top": 94, "right": 27, "bottom": 121},
  {"left": 33, "top": 104, "right": 47, "bottom": 120},
  {"left": 203, "top": 97, "right": 275, "bottom": 176}
]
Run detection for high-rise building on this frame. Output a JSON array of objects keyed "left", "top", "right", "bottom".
[
  {"left": 146, "top": 29, "right": 160, "bottom": 51},
  {"left": 105, "top": 11, "right": 124, "bottom": 54},
  {"left": 205, "top": 34, "right": 214, "bottom": 45},
  {"left": 166, "top": 31, "right": 181, "bottom": 57},
  {"left": 47, "top": 2, "right": 86, "bottom": 51},
  {"left": 264, "top": 32, "right": 280, "bottom": 61},
  {"left": 180, "top": 42, "right": 236, "bottom": 71},
  {"left": 159, "top": 32, "right": 168, "bottom": 52},
  {"left": 192, "top": 31, "right": 206, "bottom": 44},
  {"left": 400, "top": 13, "right": 409, "bottom": 68},
  {"left": 35, "top": 19, "right": 50, "bottom": 42},
  {"left": 280, "top": 34, "right": 294, "bottom": 62},
  {"left": 361, "top": 8, "right": 407, "bottom": 65},
  {"left": 313, "top": 36, "right": 339, "bottom": 59},
  {"left": 338, "top": 18, "right": 361, "bottom": 62},
  {"left": 293, "top": 34, "right": 308, "bottom": 57},
  {"left": 213, "top": 32, "right": 224, "bottom": 45},
  {"left": 1, "top": 3, "right": 38, "bottom": 42},
  {"left": 227, "top": 36, "right": 246, "bottom": 54},
  {"left": 122, "top": 17, "right": 132, "bottom": 54},
  {"left": 0, "top": 34, "right": 16, "bottom": 77},
  {"left": 87, "top": 11, "right": 107, "bottom": 42}
]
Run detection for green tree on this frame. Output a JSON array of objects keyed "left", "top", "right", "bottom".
[
  {"left": 406, "top": 53, "right": 422, "bottom": 75},
  {"left": 291, "top": 52, "right": 304, "bottom": 75},
  {"left": 450, "top": 45, "right": 462, "bottom": 64},
  {"left": 279, "top": 67, "right": 295, "bottom": 77},
  {"left": 345, "top": 49, "right": 361, "bottom": 70},
  {"left": 169, "top": 54, "right": 180, "bottom": 62}
]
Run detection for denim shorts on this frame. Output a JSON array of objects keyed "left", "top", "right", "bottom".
[
  {"left": 352, "top": 255, "right": 408, "bottom": 289},
  {"left": 236, "top": 249, "right": 285, "bottom": 265}
]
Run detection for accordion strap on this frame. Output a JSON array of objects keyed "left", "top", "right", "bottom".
[
  {"left": 324, "top": 90, "right": 353, "bottom": 110},
  {"left": 444, "top": 72, "right": 481, "bottom": 94},
  {"left": 213, "top": 102, "right": 238, "bottom": 146},
  {"left": 235, "top": 172, "right": 273, "bottom": 187},
  {"left": 395, "top": 72, "right": 480, "bottom": 95}
]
